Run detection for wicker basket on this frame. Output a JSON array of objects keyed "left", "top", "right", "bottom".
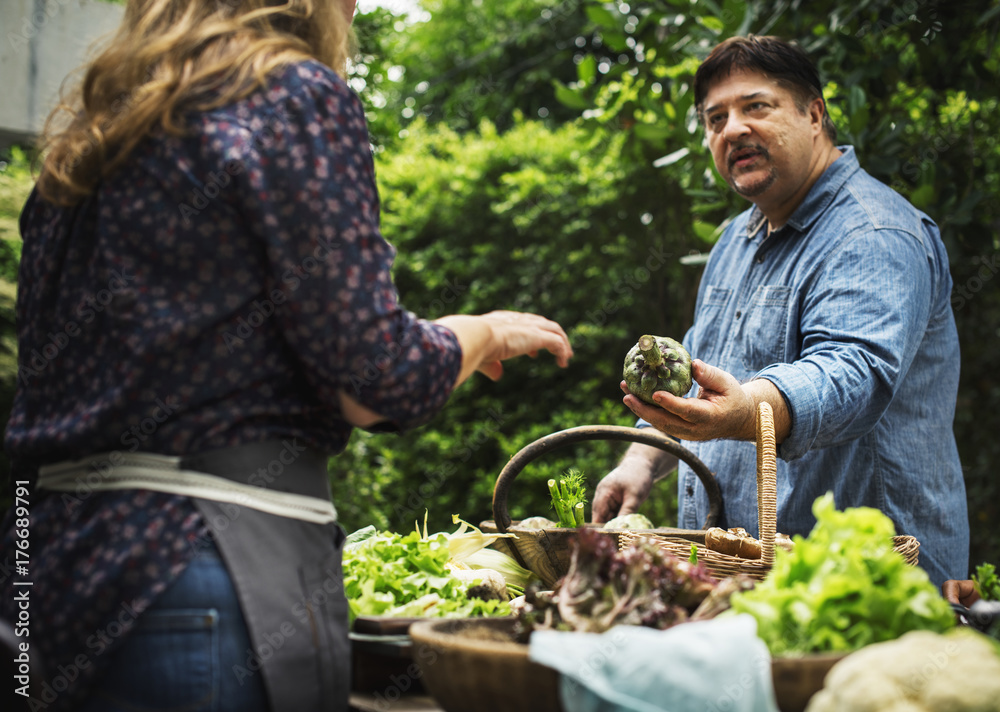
[
  {"left": 410, "top": 616, "right": 847, "bottom": 712},
  {"left": 409, "top": 617, "right": 562, "bottom": 712},
  {"left": 620, "top": 402, "right": 920, "bottom": 580},
  {"left": 486, "top": 424, "right": 723, "bottom": 587}
]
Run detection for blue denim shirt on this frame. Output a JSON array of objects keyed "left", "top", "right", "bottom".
[{"left": 666, "top": 147, "right": 968, "bottom": 587}]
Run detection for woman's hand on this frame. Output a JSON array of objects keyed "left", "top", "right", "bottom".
[
  {"left": 340, "top": 310, "right": 572, "bottom": 429},
  {"left": 472, "top": 310, "right": 573, "bottom": 380},
  {"left": 436, "top": 311, "right": 573, "bottom": 386}
]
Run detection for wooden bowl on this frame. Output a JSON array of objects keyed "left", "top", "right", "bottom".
[
  {"left": 771, "top": 653, "right": 846, "bottom": 712},
  {"left": 349, "top": 616, "right": 425, "bottom": 695},
  {"left": 408, "top": 617, "right": 562, "bottom": 712},
  {"left": 408, "top": 616, "right": 846, "bottom": 712}
]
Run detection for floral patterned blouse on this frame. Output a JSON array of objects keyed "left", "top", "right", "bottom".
[{"left": 1, "top": 60, "right": 462, "bottom": 708}]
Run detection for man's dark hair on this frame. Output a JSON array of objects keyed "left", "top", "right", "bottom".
[{"left": 694, "top": 35, "right": 838, "bottom": 143}]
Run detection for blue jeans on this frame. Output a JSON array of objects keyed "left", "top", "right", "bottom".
[{"left": 77, "top": 543, "right": 270, "bottom": 712}]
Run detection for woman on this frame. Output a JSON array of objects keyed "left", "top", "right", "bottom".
[{"left": 0, "top": 1, "right": 572, "bottom": 710}]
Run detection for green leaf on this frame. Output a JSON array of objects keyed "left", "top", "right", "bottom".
[
  {"left": 698, "top": 16, "right": 724, "bottom": 33},
  {"left": 585, "top": 4, "right": 618, "bottom": 29},
  {"left": 722, "top": 0, "right": 753, "bottom": 36},
  {"left": 343, "top": 529, "right": 512, "bottom": 621},
  {"left": 577, "top": 54, "right": 597, "bottom": 85},
  {"left": 601, "top": 29, "right": 629, "bottom": 53},
  {"left": 553, "top": 81, "right": 590, "bottom": 110},
  {"left": 729, "top": 494, "right": 955, "bottom": 655},
  {"left": 692, "top": 220, "right": 722, "bottom": 243},
  {"left": 973, "top": 562, "right": 1000, "bottom": 601},
  {"left": 847, "top": 84, "right": 866, "bottom": 116},
  {"left": 633, "top": 122, "right": 674, "bottom": 142},
  {"left": 909, "top": 182, "right": 934, "bottom": 209},
  {"left": 849, "top": 105, "right": 870, "bottom": 136}
]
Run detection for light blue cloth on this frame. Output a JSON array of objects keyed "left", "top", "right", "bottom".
[
  {"left": 528, "top": 615, "right": 779, "bottom": 712},
  {"left": 643, "top": 146, "right": 967, "bottom": 588}
]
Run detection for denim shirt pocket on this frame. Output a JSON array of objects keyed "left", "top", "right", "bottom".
[
  {"left": 694, "top": 286, "right": 732, "bottom": 360},
  {"left": 703, "top": 285, "right": 732, "bottom": 309},
  {"left": 742, "top": 285, "right": 792, "bottom": 372}
]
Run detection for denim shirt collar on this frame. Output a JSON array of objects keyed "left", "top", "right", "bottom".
[{"left": 745, "top": 145, "right": 860, "bottom": 240}]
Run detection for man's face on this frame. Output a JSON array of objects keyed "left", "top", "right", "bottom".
[{"left": 701, "top": 70, "right": 823, "bottom": 207}]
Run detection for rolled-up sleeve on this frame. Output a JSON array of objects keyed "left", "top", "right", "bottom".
[
  {"left": 757, "top": 227, "right": 933, "bottom": 460},
  {"left": 233, "top": 63, "right": 462, "bottom": 430}
]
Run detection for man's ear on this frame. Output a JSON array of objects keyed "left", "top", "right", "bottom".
[{"left": 809, "top": 96, "right": 827, "bottom": 136}]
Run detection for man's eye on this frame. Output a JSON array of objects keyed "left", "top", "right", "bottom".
[{"left": 707, "top": 114, "right": 724, "bottom": 127}]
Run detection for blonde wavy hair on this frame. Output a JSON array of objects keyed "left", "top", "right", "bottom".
[{"left": 37, "top": 0, "right": 355, "bottom": 206}]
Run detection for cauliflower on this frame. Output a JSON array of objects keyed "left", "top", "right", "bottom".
[
  {"left": 446, "top": 563, "right": 509, "bottom": 601},
  {"left": 806, "top": 629, "right": 1000, "bottom": 712},
  {"left": 518, "top": 516, "right": 558, "bottom": 530},
  {"left": 603, "top": 513, "right": 655, "bottom": 530}
]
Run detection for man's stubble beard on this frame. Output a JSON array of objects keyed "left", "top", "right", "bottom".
[{"left": 729, "top": 164, "right": 777, "bottom": 199}]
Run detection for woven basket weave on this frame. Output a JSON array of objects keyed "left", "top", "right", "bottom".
[
  {"left": 486, "top": 424, "right": 723, "bottom": 588},
  {"left": 620, "top": 402, "right": 920, "bottom": 581}
]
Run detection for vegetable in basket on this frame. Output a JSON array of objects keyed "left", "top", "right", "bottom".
[
  {"left": 514, "top": 528, "right": 753, "bottom": 641},
  {"left": 548, "top": 469, "right": 587, "bottom": 527},
  {"left": 703, "top": 526, "right": 795, "bottom": 558},
  {"left": 728, "top": 493, "right": 955, "bottom": 656},
  {"left": 519, "top": 516, "right": 559, "bottom": 529},
  {"left": 526, "top": 471, "right": 658, "bottom": 531},
  {"left": 602, "top": 512, "right": 655, "bottom": 530},
  {"left": 534, "top": 471, "right": 658, "bottom": 530}
]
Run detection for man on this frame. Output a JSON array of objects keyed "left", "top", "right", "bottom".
[{"left": 592, "top": 35, "right": 968, "bottom": 588}]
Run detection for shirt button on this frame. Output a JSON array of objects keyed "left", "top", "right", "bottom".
[
  {"left": 756, "top": 256, "right": 764, "bottom": 264},
  {"left": 735, "top": 311, "right": 742, "bottom": 319}
]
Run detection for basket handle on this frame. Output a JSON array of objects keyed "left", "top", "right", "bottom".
[
  {"left": 755, "top": 402, "right": 778, "bottom": 566},
  {"left": 492, "top": 425, "right": 722, "bottom": 533}
]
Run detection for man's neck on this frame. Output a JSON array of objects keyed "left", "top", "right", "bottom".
[{"left": 761, "top": 144, "right": 842, "bottom": 231}]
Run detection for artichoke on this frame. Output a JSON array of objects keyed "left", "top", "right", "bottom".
[{"left": 623, "top": 335, "right": 693, "bottom": 404}]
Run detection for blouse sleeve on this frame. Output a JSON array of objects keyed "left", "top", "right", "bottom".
[{"left": 231, "top": 62, "right": 462, "bottom": 430}]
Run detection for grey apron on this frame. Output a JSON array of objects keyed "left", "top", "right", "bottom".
[{"left": 182, "top": 440, "right": 350, "bottom": 712}]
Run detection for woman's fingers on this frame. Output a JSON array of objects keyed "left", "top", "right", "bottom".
[
  {"left": 483, "top": 310, "right": 573, "bottom": 366},
  {"left": 477, "top": 360, "right": 504, "bottom": 381}
]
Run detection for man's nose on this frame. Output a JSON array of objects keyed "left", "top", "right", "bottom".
[{"left": 722, "top": 114, "right": 751, "bottom": 141}]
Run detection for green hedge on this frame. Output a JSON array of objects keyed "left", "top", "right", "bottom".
[
  {"left": 0, "top": 147, "right": 29, "bottom": 484},
  {"left": 330, "top": 117, "right": 697, "bottom": 533}
]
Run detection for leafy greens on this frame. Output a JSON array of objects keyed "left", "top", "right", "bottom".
[
  {"left": 548, "top": 469, "right": 587, "bottom": 527},
  {"left": 514, "top": 528, "right": 750, "bottom": 640},
  {"left": 343, "top": 528, "right": 510, "bottom": 621},
  {"left": 728, "top": 493, "right": 955, "bottom": 656},
  {"left": 973, "top": 562, "right": 1000, "bottom": 602}
]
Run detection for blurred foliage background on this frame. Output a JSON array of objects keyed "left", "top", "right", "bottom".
[{"left": 1, "top": 0, "right": 997, "bottom": 571}]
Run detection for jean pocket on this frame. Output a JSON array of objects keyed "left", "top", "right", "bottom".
[
  {"left": 93, "top": 608, "right": 219, "bottom": 712},
  {"left": 742, "top": 285, "right": 792, "bottom": 372}
]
